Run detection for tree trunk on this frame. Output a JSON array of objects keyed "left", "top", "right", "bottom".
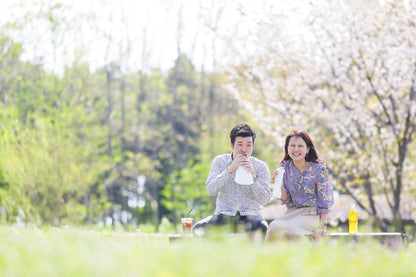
[{"left": 105, "top": 68, "right": 113, "bottom": 157}]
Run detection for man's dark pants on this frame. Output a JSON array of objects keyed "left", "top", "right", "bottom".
[{"left": 192, "top": 212, "right": 268, "bottom": 235}]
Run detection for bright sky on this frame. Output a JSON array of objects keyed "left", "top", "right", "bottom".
[{"left": 0, "top": 0, "right": 309, "bottom": 74}]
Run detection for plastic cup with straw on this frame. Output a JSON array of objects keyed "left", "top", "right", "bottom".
[{"left": 181, "top": 208, "right": 193, "bottom": 234}]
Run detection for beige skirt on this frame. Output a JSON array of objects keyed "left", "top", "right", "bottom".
[{"left": 266, "top": 206, "right": 319, "bottom": 238}]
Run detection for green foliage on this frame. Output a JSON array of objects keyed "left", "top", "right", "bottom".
[
  {"left": 161, "top": 161, "right": 212, "bottom": 220},
  {"left": 0, "top": 25, "right": 279, "bottom": 229},
  {"left": 0, "top": 105, "right": 111, "bottom": 225}
]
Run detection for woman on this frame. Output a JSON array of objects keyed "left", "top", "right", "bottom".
[{"left": 266, "top": 130, "right": 334, "bottom": 241}]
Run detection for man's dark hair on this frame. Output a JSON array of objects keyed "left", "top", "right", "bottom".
[{"left": 230, "top": 123, "right": 256, "bottom": 145}]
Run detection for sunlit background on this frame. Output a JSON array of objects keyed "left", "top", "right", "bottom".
[{"left": 0, "top": 0, "right": 415, "bottom": 239}]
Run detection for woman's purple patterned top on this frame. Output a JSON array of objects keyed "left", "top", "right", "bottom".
[{"left": 281, "top": 159, "right": 334, "bottom": 214}]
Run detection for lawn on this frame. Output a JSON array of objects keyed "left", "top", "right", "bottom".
[{"left": 0, "top": 226, "right": 415, "bottom": 277}]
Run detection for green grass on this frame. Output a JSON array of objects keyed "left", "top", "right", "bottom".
[{"left": 0, "top": 226, "right": 415, "bottom": 277}]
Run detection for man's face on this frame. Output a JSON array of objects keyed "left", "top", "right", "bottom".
[{"left": 231, "top": 136, "right": 254, "bottom": 158}]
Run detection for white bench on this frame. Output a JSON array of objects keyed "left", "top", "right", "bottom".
[
  {"left": 323, "top": 232, "right": 407, "bottom": 249},
  {"left": 169, "top": 232, "right": 408, "bottom": 249},
  {"left": 168, "top": 233, "right": 193, "bottom": 242}
]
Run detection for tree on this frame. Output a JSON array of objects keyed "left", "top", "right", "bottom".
[
  {"left": 306, "top": 0, "right": 416, "bottom": 232},
  {"left": 221, "top": 0, "right": 416, "bottom": 232}
]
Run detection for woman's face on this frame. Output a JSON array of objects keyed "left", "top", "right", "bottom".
[{"left": 287, "top": 136, "right": 309, "bottom": 162}]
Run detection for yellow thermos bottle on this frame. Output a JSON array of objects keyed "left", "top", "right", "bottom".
[{"left": 348, "top": 204, "right": 358, "bottom": 233}]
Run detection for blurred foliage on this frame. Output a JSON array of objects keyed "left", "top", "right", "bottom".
[
  {"left": 0, "top": 31, "right": 277, "bottom": 229},
  {"left": 1, "top": 0, "right": 415, "bottom": 235}
]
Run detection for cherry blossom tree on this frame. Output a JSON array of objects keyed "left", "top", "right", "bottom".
[{"left": 223, "top": 0, "right": 416, "bottom": 232}]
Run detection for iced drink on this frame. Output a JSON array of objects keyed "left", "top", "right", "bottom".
[{"left": 181, "top": 218, "right": 193, "bottom": 234}]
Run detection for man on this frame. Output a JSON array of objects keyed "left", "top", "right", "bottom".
[{"left": 193, "top": 123, "right": 271, "bottom": 235}]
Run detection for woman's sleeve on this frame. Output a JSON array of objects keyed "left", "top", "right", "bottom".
[{"left": 316, "top": 165, "right": 334, "bottom": 214}]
